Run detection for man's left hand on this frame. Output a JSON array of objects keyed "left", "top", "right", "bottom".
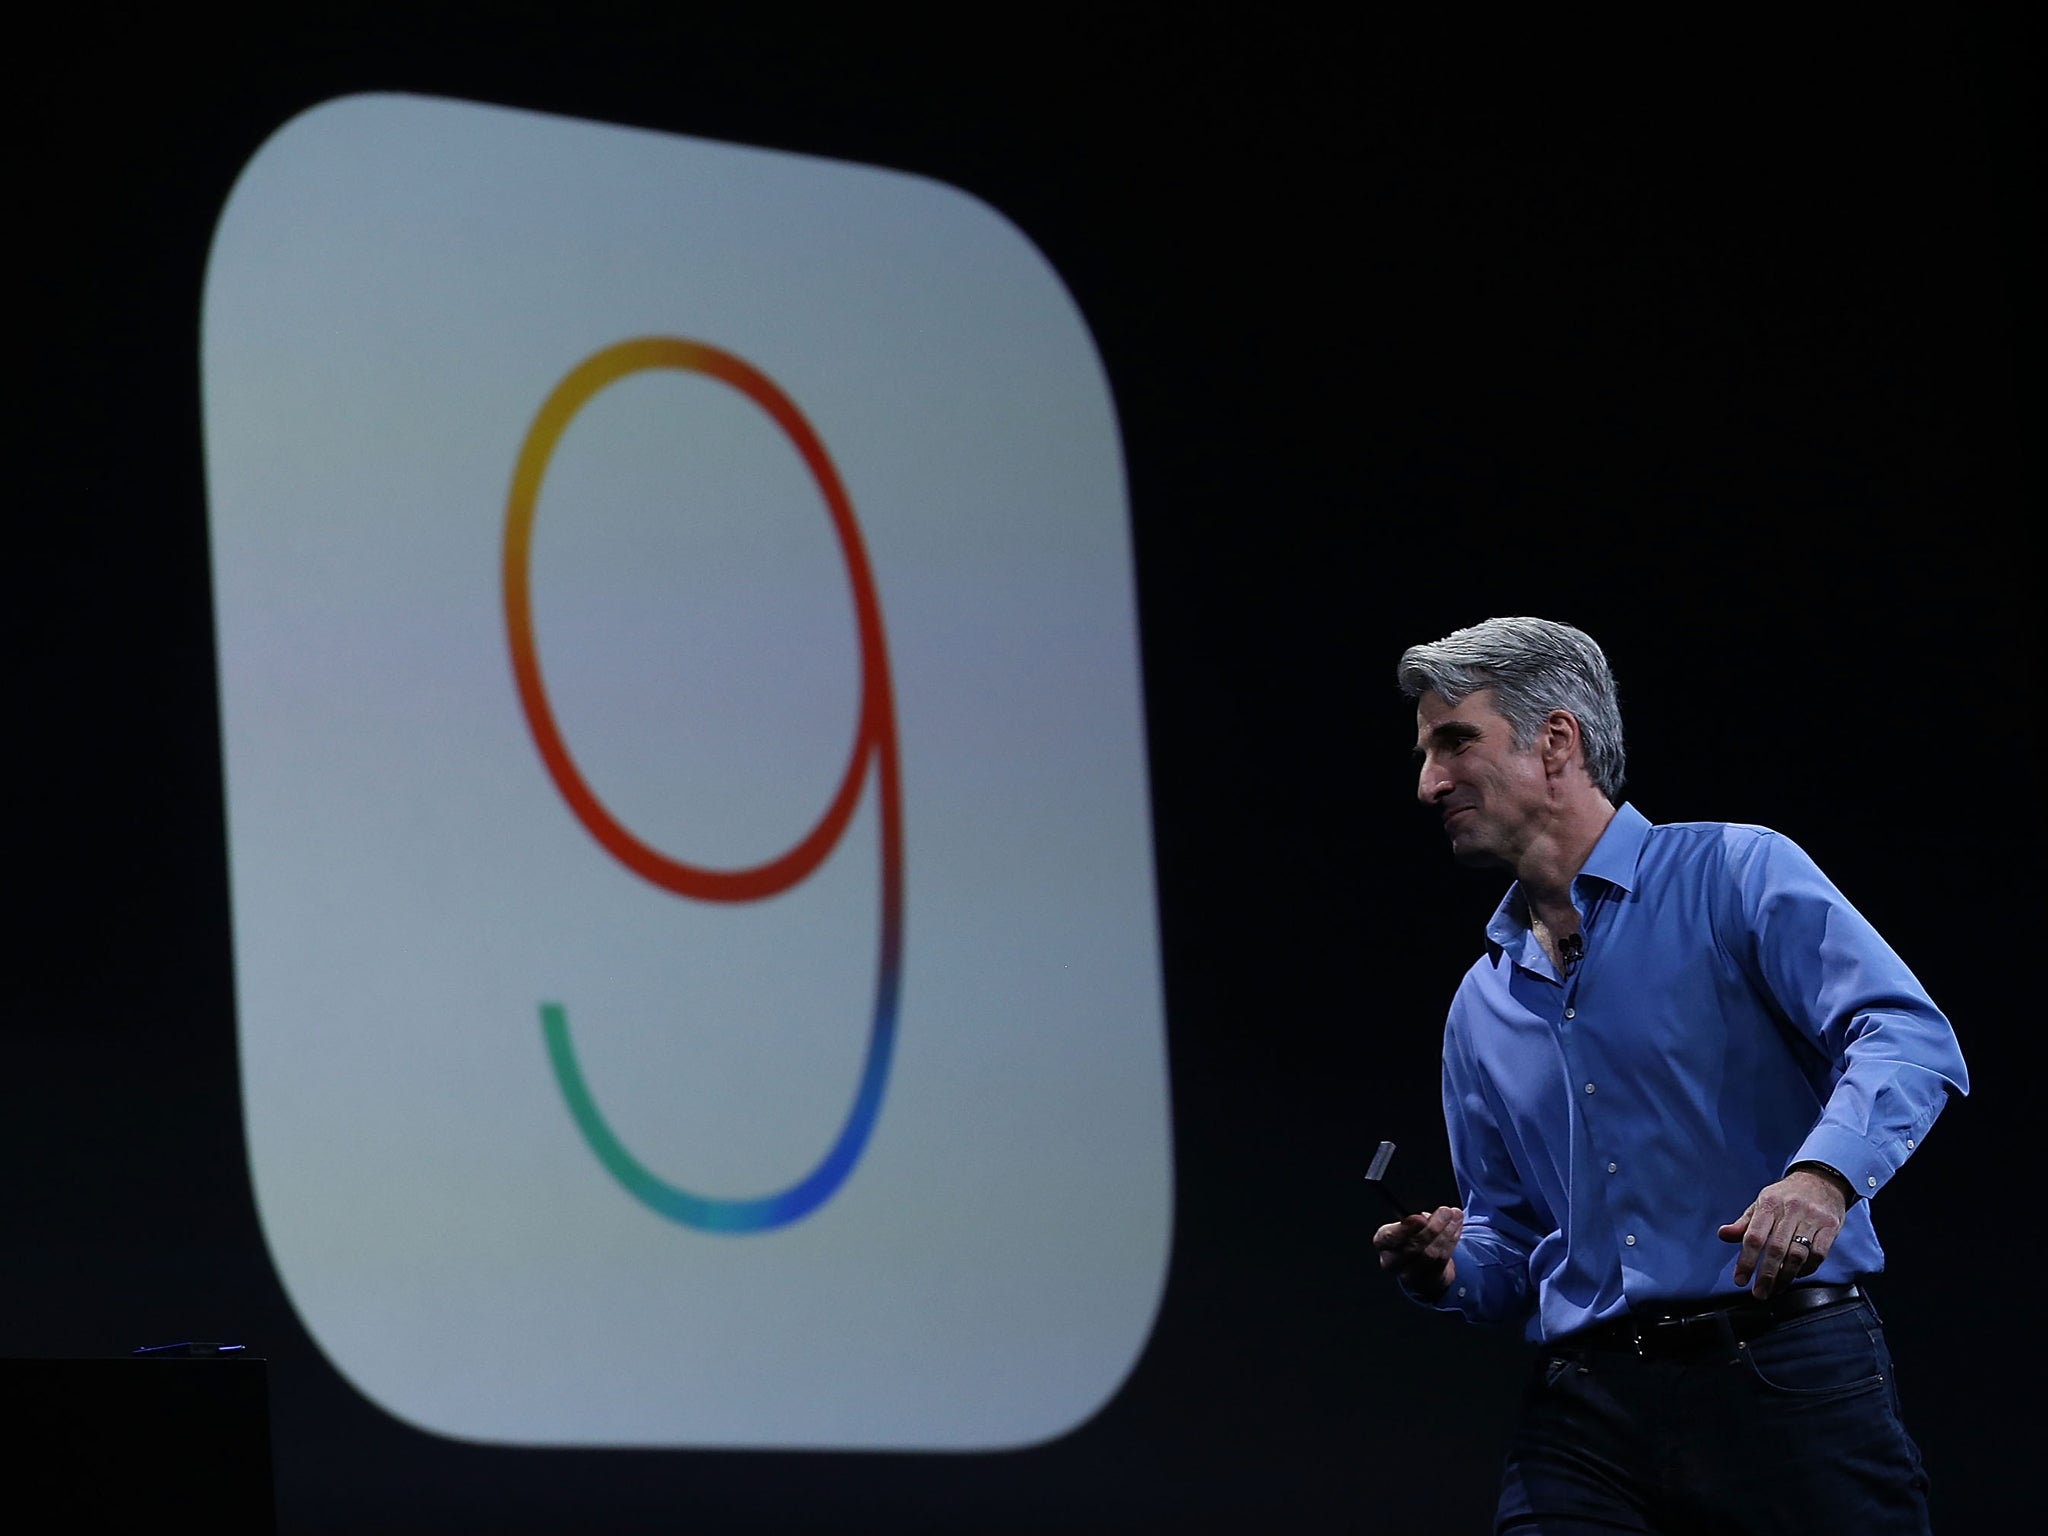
[{"left": 1717, "top": 1168, "right": 1850, "bottom": 1299}]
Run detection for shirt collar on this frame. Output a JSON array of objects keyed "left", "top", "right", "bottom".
[
  {"left": 1483, "top": 801, "right": 1649, "bottom": 960},
  {"left": 1579, "top": 800, "right": 1648, "bottom": 895}
]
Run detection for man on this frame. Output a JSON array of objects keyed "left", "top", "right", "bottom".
[{"left": 1376, "top": 616, "right": 1967, "bottom": 1535}]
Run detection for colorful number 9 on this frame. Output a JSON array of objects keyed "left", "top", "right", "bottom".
[{"left": 503, "top": 338, "right": 903, "bottom": 1233}]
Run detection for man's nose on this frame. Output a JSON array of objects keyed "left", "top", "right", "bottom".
[{"left": 1417, "top": 759, "right": 1448, "bottom": 805}]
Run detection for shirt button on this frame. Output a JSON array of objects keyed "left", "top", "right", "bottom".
[
  {"left": 1584, "top": 1083, "right": 1596, "bottom": 1094},
  {"left": 1906, "top": 1139, "right": 1916, "bottom": 1149},
  {"left": 1868, "top": 1176, "right": 1877, "bottom": 1188},
  {"left": 1625, "top": 1234, "right": 1637, "bottom": 1246},
  {"left": 1607, "top": 1162, "right": 1618, "bottom": 1174},
  {"left": 1458, "top": 1286, "right": 1468, "bottom": 1298},
  {"left": 1564, "top": 1007, "right": 1576, "bottom": 1019}
]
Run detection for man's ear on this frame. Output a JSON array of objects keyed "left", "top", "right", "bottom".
[{"left": 1540, "top": 709, "right": 1582, "bottom": 775}]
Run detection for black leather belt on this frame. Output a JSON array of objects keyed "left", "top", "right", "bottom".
[{"left": 1568, "top": 1282, "right": 1862, "bottom": 1358}]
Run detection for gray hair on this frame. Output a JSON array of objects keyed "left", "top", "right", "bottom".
[{"left": 1397, "top": 617, "right": 1626, "bottom": 800}]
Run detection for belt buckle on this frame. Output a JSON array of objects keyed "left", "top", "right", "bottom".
[
  {"left": 1633, "top": 1310, "right": 1724, "bottom": 1358},
  {"left": 1631, "top": 1315, "right": 1677, "bottom": 1357}
]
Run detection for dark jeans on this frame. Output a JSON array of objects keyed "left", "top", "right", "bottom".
[{"left": 1497, "top": 1295, "right": 1930, "bottom": 1534}]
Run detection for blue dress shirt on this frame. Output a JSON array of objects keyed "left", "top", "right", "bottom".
[{"left": 1433, "top": 802, "right": 1969, "bottom": 1344}]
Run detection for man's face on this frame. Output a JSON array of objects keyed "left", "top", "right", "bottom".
[{"left": 1413, "top": 689, "right": 1549, "bottom": 869}]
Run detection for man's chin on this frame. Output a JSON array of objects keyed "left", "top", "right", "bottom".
[{"left": 1448, "top": 835, "right": 1508, "bottom": 870}]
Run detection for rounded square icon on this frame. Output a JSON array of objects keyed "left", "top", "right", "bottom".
[{"left": 200, "top": 93, "right": 1173, "bottom": 1449}]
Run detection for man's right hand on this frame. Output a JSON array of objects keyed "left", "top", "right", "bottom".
[{"left": 1374, "top": 1206, "right": 1465, "bottom": 1302}]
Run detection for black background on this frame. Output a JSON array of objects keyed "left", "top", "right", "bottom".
[{"left": 9, "top": 10, "right": 2040, "bottom": 1533}]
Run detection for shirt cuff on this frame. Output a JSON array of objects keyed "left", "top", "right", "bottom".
[
  {"left": 1789, "top": 1129, "right": 1907, "bottom": 1202},
  {"left": 1406, "top": 1238, "right": 1524, "bottom": 1325}
]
